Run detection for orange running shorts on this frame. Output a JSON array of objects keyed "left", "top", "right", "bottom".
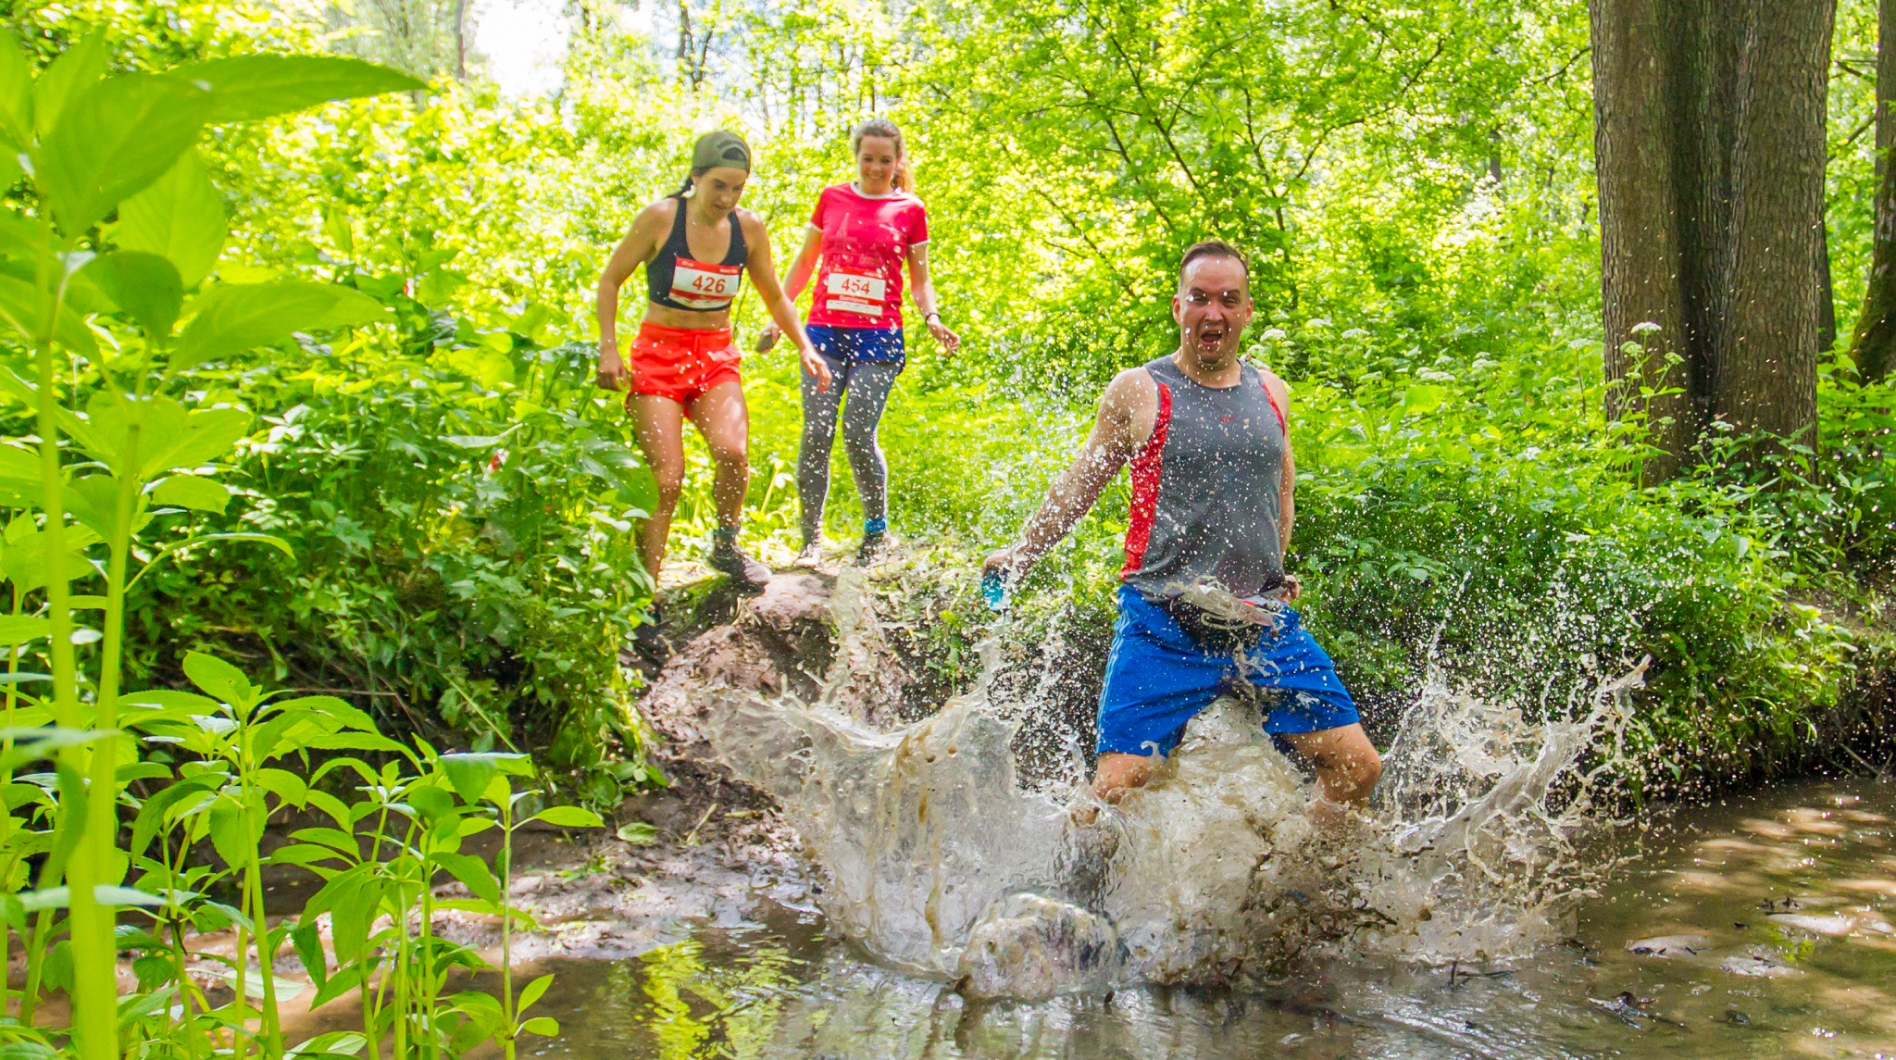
[{"left": 627, "top": 322, "right": 743, "bottom": 405}]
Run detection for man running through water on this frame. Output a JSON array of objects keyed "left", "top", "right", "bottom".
[{"left": 985, "top": 242, "right": 1381, "bottom": 812}]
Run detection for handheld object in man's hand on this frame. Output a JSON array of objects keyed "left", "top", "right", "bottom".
[{"left": 982, "top": 568, "right": 1012, "bottom": 612}]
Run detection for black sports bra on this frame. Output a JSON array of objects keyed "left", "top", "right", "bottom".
[{"left": 646, "top": 196, "right": 748, "bottom": 312}]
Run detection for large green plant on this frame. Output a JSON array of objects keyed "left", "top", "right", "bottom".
[{"left": 0, "top": 30, "right": 432, "bottom": 1060}]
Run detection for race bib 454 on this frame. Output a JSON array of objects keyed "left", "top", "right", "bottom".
[{"left": 824, "top": 269, "right": 887, "bottom": 317}]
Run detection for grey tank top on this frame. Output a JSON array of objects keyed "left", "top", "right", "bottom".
[{"left": 1121, "top": 355, "right": 1287, "bottom": 600}]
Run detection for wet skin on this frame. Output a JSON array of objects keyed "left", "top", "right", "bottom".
[
  {"left": 759, "top": 134, "right": 962, "bottom": 356},
  {"left": 986, "top": 253, "right": 1382, "bottom": 810},
  {"left": 593, "top": 163, "right": 832, "bottom": 577}
]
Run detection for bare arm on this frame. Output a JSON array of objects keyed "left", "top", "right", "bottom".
[
  {"left": 743, "top": 213, "right": 832, "bottom": 391},
  {"left": 986, "top": 369, "right": 1152, "bottom": 577},
  {"left": 757, "top": 226, "right": 823, "bottom": 352},
  {"left": 906, "top": 243, "right": 961, "bottom": 355},
  {"left": 1262, "top": 369, "right": 1296, "bottom": 596},
  {"left": 594, "top": 203, "right": 667, "bottom": 389},
  {"left": 781, "top": 226, "right": 822, "bottom": 304}
]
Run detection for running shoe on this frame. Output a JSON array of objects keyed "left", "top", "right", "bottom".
[
  {"left": 793, "top": 538, "right": 827, "bottom": 567},
  {"left": 855, "top": 529, "right": 887, "bottom": 566},
  {"left": 708, "top": 538, "right": 772, "bottom": 594},
  {"left": 626, "top": 604, "right": 670, "bottom": 672}
]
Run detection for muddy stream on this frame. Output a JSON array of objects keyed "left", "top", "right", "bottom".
[{"left": 284, "top": 572, "right": 1896, "bottom": 1058}]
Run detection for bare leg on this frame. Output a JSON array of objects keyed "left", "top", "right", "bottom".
[
  {"left": 686, "top": 380, "right": 751, "bottom": 530},
  {"left": 1091, "top": 752, "right": 1158, "bottom": 804},
  {"left": 630, "top": 394, "right": 689, "bottom": 579},
  {"left": 1280, "top": 723, "right": 1383, "bottom": 805},
  {"left": 1089, "top": 724, "right": 1381, "bottom": 808}
]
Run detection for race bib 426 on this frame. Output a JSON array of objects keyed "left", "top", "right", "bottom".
[{"left": 672, "top": 258, "right": 742, "bottom": 309}]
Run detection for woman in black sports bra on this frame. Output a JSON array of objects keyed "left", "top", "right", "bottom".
[{"left": 595, "top": 131, "right": 830, "bottom": 603}]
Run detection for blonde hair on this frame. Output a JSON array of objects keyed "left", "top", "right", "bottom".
[{"left": 851, "top": 117, "right": 911, "bottom": 192}]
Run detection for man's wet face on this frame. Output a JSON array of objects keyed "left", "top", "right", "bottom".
[{"left": 1174, "top": 256, "right": 1253, "bottom": 366}]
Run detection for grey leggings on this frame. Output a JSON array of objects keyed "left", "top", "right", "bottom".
[{"left": 799, "top": 354, "right": 901, "bottom": 543}]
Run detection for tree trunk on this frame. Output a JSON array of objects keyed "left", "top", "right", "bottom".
[
  {"left": 1852, "top": 0, "right": 1896, "bottom": 380},
  {"left": 1590, "top": 0, "right": 1835, "bottom": 476},
  {"left": 1707, "top": 0, "right": 1831, "bottom": 443},
  {"left": 1591, "top": 0, "right": 1694, "bottom": 483},
  {"left": 453, "top": 0, "right": 467, "bottom": 81}
]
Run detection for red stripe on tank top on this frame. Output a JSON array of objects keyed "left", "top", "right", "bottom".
[
  {"left": 1121, "top": 381, "right": 1173, "bottom": 577},
  {"left": 1260, "top": 378, "right": 1286, "bottom": 433}
]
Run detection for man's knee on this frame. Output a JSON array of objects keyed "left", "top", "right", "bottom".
[
  {"left": 1283, "top": 723, "right": 1381, "bottom": 805},
  {"left": 1324, "top": 742, "right": 1381, "bottom": 803},
  {"left": 1091, "top": 752, "right": 1157, "bottom": 803}
]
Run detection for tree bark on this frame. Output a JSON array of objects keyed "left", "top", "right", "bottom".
[
  {"left": 1851, "top": 0, "right": 1896, "bottom": 380},
  {"left": 453, "top": 0, "right": 467, "bottom": 81},
  {"left": 1590, "top": 0, "right": 1835, "bottom": 475},
  {"left": 1591, "top": 0, "right": 1694, "bottom": 483},
  {"left": 1708, "top": 0, "right": 1831, "bottom": 442}
]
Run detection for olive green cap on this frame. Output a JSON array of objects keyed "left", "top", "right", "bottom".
[{"left": 692, "top": 130, "right": 751, "bottom": 172}]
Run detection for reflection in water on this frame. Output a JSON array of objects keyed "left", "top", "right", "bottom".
[{"left": 515, "top": 780, "right": 1896, "bottom": 1059}]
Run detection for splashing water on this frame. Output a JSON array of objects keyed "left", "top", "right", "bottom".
[{"left": 702, "top": 572, "right": 1647, "bottom": 999}]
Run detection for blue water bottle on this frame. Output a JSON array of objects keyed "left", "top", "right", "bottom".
[{"left": 982, "top": 567, "right": 1011, "bottom": 612}]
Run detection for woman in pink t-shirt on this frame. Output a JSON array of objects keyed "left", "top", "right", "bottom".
[{"left": 759, "top": 118, "right": 961, "bottom": 564}]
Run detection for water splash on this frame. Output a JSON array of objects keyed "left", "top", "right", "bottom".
[{"left": 702, "top": 572, "right": 1647, "bottom": 997}]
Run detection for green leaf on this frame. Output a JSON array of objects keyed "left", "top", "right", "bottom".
[
  {"left": 0, "top": 442, "right": 35, "bottom": 508},
  {"left": 70, "top": 393, "right": 252, "bottom": 481},
  {"left": 615, "top": 821, "right": 658, "bottom": 845},
  {"left": 64, "top": 473, "right": 148, "bottom": 542},
  {"left": 0, "top": 615, "right": 47, "bottom": 644},
  {"left": 256, "top": 767, "right": 309, "bottom": 806},
  {"left": 37, "top": 73, "right": 213, "bottom": 236},
  {"left": 515, "top": 973, "right": 554, "bottom": 1014},
  {"left": 82, "top": 251, "right": 182, "bottom": 335},
  {"left": 530, "top": 806, "right": 604, "bottom": 829},
  {"left": 329, "top": 876, "right": 386, "bottom": 966},
  {"left": 270, "top": 695, "right": 379, "bottom": 733},
  {"left": 92, "top": 884, "right": 166, "bottom": 908},
  {"left": 289, "top": 921, "right": 328, "bottom": 991},
  {"left": 33, "top": 27, "right": 105, "bottom": 138},
  {"left": 431, "top": 851, "right": 501, "bottom": 905},
  {"left": 117, "top": 152, "right": 226, "bottom": 288},
  {"left": 1402, "top": 385, "right": 1447, "bottom": 416},
  {"left": 183, "top": 651, "right": 256, "bottom": 708},
  {"left": 0, "top": 28, "right": 33, "bottom": 149},
  {"left": 287, "top": 1031, "right": 367, "bottom": 1060},
  {"left": 0, "top": 524, "right": 99, "bottom": 592},
  {"left": 206, "top": 795, "right": 254, "bottom": 868},
  {"left": 152, "top": 474, "right": 229, "bottom": 514},
  {"left": 438, "top": 751, "right": 528, "bottom": 804},
  {"left": 173, "top": 281, "right": 388, "bottom": 371},
  {"left": 0, "top": 273, "right": 98, "bottom": 355},
  {"left": 518, "top": 1017, "right": 559, "bottom": 1038},
  {"left": 179, "top": 55, "right": 425, "bottom": 123}
]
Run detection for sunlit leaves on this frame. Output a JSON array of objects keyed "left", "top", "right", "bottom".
[
  {"left": 117, "top": 154, "right": 226, "bottom": 288},
  {"left": 0, "top": 442, "right": 34, "bottom": 508},
  {"left": 37, "top": 73, "right": 212, "bottom": 236},
  {"left": 81, "top": 251, "right": 182, "bottom": 335},
  {"left": 173, "top": 281, "right": 388, "bottom": 370},
  {"left": 179, "top": 55, "right": 426, "bottom": 123},
  {"left": 151, "top": 475, "right": 230, "bottom": 514},
  {"left": 31, "top": 26, "right": 104, "bottom": 139},
  {"left": 0, "top": 29, "right": 32, "bottom": 149},
  {"left": 62, "top": 393, "right": 251, "bottom": 483}
]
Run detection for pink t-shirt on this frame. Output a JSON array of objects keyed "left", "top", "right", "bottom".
[{"left": 806, "top": 183, "right": 930, "bottom": 330}]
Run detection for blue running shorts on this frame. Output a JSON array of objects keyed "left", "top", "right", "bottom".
[
  {"left": 805, "top": 323, "right": 905, "bottom": 366},
  {"left": 1097, "top": 584, "right": 1360, "bottom": 757}
]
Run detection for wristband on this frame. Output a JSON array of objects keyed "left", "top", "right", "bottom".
[{"left": 925, "top": 311, "right": 942, "bottom": 322}]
